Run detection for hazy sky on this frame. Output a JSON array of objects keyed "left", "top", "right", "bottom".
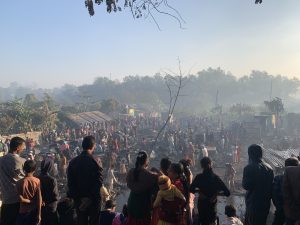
[{"left": 0, "top": 0, "right": 300, "bottom": 88}]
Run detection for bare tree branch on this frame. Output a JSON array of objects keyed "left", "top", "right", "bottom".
[{"left": 153, "top": 60, "right": 185, "bottom": 147}]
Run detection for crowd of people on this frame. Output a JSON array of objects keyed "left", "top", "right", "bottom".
[
  {"left": 0, "top": 114, "right": 299, "bottom": 225},
  {"left": 0, "top": 135, "right": 299, "bottom": 225}
]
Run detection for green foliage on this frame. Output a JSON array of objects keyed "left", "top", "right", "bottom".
[
  {"left": 101, "top": 98, "right": 120, "bottom": 114},
  {"left": 0, "top": 94, "right": 58, "bottom": 135},
  {"left": 0, "top": 69, "right": 299, "bottom": 123}
]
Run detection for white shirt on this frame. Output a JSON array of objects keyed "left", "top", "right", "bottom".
[{"left": 202, "top": 147, "right": 208, "bottom": 157}]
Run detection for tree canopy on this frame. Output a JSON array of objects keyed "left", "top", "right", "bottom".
[{"left": 1, "top": 69, "right": 299, "bottom": 116}]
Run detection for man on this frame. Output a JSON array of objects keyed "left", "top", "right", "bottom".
[
  {"left": 0, "top": 136, "right": 26, "bottom": 225},
  {"left": 190, "top": 157, "right": 230, "bottom": 225},
  {"left": 283, "top": 158, "right": 300, "bottom": 225},
  {"left": 273, "top": 157, "right": 299, "bottom": 225},
  {"left": 242, "top": 144, "right": 274, "bottom": 225},
  {"left": 67, "top": 136, "right": 103, "bottom": 225}
]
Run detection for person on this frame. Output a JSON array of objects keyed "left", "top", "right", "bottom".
[
  {"left": 151, "top": 158, "right": 172, "bottom": 225},
  {"left": 0, "top": 136, "right": 26, "bottom": 225},
  {"left": 153, "top": 175, "right": 186, "bottom": 225},
  {"left": 190, "top": 157, "right": 230, "bottom": 225},
  {"left": 57, "top": 198, "right": 77, "bottom": 225},
  {"left": 99, "top": 200, "right": 117, "bottom": 225},
  {"left": 59, "top": 153, "right": 67, "bottom": 179},
  {"left": 100, "top": 185, "right": 110, "bottom": 210},
  {"left": 224, "top": 164, "right": 236, "bottom": 192},
  {"left": 168, "top": 164, "right": 187, "bottom": 196},
  {"left": 232, "top": 146, "right": 238, "bottom": 164},
  {"left": 179, "top": 159, "right": 194, "bottom": 225},
  {"left": 107, "top": 164, "right": 118, "bottom": 194},
  {"left": 221, "top": 205, "right": 243, "bottom": 225},
  {"left": 272, "top": 157, "right": 299, "bottom": 225},
  {"left": 112, "top": 204, "right": 129, "bottom": 225},
  {"left": 67, "top": 136, "right": 103, "bottom": 225},
  {"left": 168, "top": 163, "right": 189, "bottom": 225},
  {"left": 201, "top": 145, "right": 208, "bottom": 159},
  {"left": 160, "top": 158, "right": 172, "bottom": 176},
  {"left": 38, "top": 157, "right": 59, "bottom": 225},
  {"left": 0, "top": 140, "right": 5, "bottom": 155},
  {"left": 188, "top": 143, "right": 195, "bottom": 166},
  {"left": 15, "top": 160, "right": 42, "bottom": 225},
  {"left": 126, "top": 151, "right": 159, "bottom": 225},
  {"left": 242, "top": 144, "right": 274, "bottom": 225},
  {"left": 282, "top": 158, "right": 300, "bottom": 225},
  {"left": 120, "top": 158, "right": 127, "bottom": 175}
]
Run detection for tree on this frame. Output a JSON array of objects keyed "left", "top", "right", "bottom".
[
  {"left": 101, "top": 98, "right": 120, "bottom": 114},
  {"left": 23, "top": 94, "right": 38, "bottom": 107},
  {"left": 154, "top": 59, "right": 186, "bottom": 146},
  {"left": 84, "top": 0, "right": 186, "bottom": 29},
  {"left": 264, "top": 97, "right": 284, "bottom": 129},
  {"left": 264, "top": 97, "right": 284, "bottom": 115},
  {"left": 0, "top": 99, "right": 32, "bottom": 134}
]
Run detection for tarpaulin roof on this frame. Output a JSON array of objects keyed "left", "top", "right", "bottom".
[{"left": 67, "top": 111, "right": 112, "bottom": 125}]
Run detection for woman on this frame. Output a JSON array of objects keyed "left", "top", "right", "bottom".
[
  {"left": 168, "top": 163, "right": 189, "bottom": 225},
  {"left": 38, "top": 158, "right": 59, "bottom": 225},
  {"left": 151, "top": 158, "right": 172, "bottom": 225},
  {"left": 127, "top": 151, "right": 159, "bottom": 225},
  {"left": 179, "top": 159, "right": 194, "bottom": 225}
]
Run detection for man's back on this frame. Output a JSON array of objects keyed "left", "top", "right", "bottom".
[
  {"left": 190, "top": 170, "right": 230, "bottom": 202},
  {"left": 242, "top": 160, "right": 274, "bottom": 211},
  {"left": 0, "top": 153, "right": 25, "bottom": 204},
  {"left": 67, "top": 151, "right": 103, "bottom": 202},
  {"left": 283, "top": 166, "right": 300, "bottom": 221}
]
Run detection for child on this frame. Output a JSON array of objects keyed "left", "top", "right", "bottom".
[
  {"left": 112, "top": 204, "right": 128, "bottom": 225},
  {"left": 153, "top": 175, "right": 186, "bottom": 225},
  {"left": 221, "top": 205, "right": 243, "bottom": 225},
  {"left": 57, "top": 198, "right": 77, "bottom": 225},
  {"left": 100, "top": 200, "right": 117, "bottom": 225},
  {"left": 16, "top": 160, "right": 42, "bottom": 225}
]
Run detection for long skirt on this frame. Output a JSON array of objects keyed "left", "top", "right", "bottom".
[
  {"left": 157, "top": 220, "right": 174, "bottom": 225},
  {"left": 128, "top": 191, "right": 152, "bottom": 225},
  {"left": 127, "top": 216, "right": 151, "bottom": 225},
  {"left": 150, "top": 207, "right": 160, "bottom": 225}
]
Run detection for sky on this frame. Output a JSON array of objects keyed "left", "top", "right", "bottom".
[{"left": 0, "top": 0, "right": 300, "bottom": 88}]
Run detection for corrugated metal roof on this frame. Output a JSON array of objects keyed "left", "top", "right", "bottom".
[{"left": 67, "top": 111, "right": 112, "bottom": 125}]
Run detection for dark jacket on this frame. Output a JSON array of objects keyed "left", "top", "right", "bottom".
[
  {"left": 272, "top": 174, "right": 284, "bottom": 210},
  {"left": 242, "top": 158, "right": 274, "bottom": 220},
  {"left": 190, "top": 169, "right": 230, "bottom": 207},
  {"left": 190, "top": 169, "right": 230, "bottom": 224},
  {"left": 38, "top": 158, "right": 59, "bottom": 211},
  {"left": 67, "top": 151, "right": 103, "bottom": 203},
  {"left": 283, "top": 166, "right": 300, "bottom": 220},
  {"left": 99, "top": 210, "right": 117, "bottom": 225}
]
